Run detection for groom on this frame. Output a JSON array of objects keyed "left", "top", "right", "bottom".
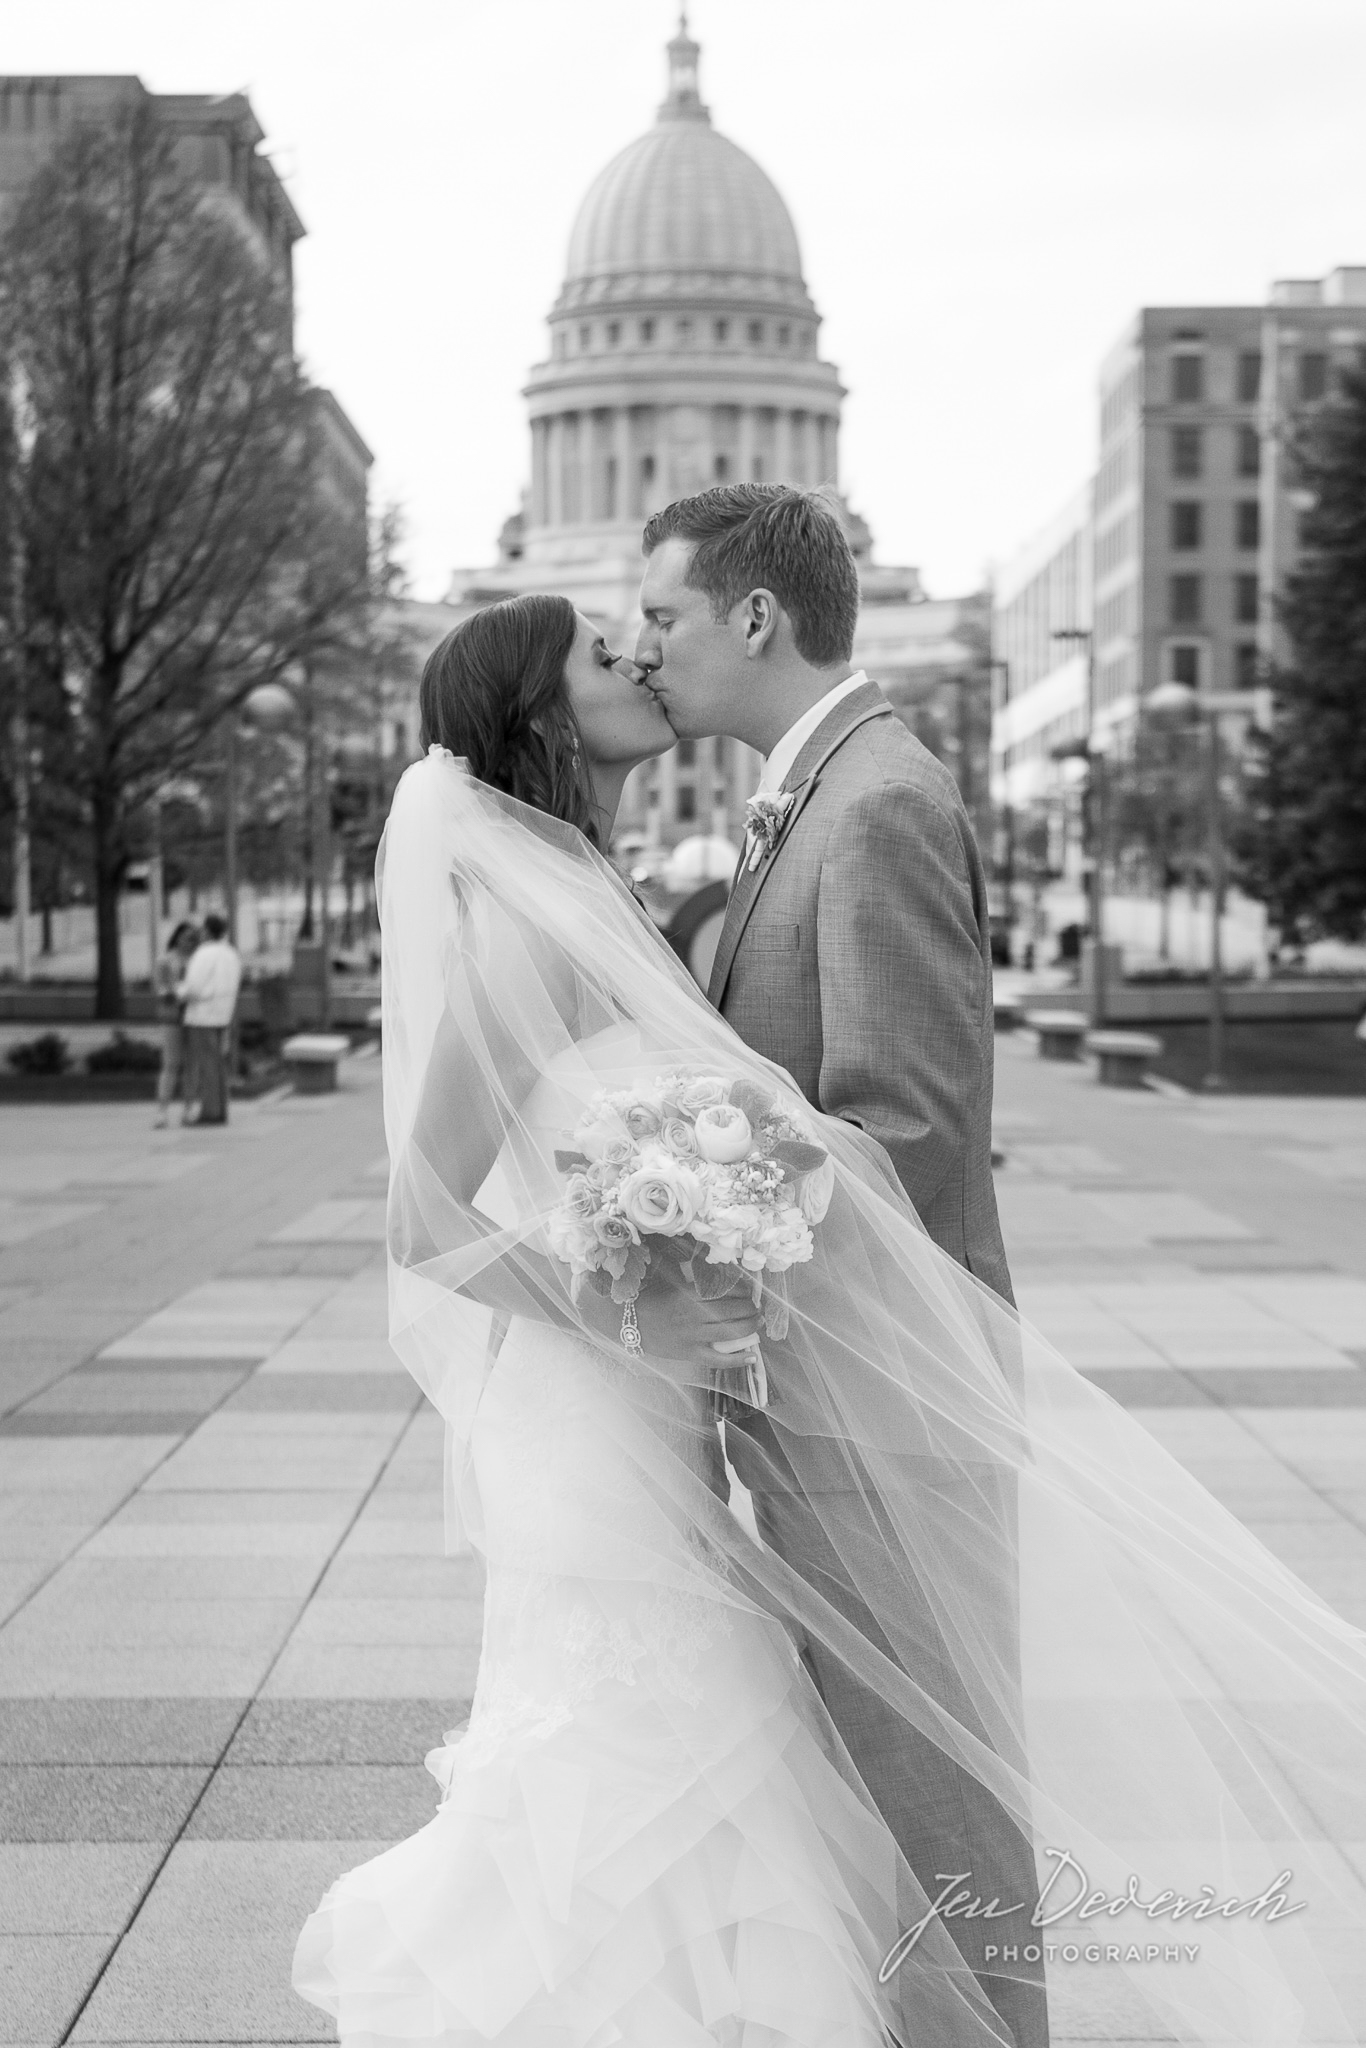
[{"left": 634, "top": 484, "right": 1046, "bottom": 2048}]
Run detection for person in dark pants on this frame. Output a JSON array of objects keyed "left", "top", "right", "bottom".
[{"left": 181, "top": 913, "right": 242, "bottom": 1126}]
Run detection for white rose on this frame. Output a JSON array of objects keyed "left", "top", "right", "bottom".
[
  {"left": 677, "top": 1075, "right": 728, "bottom": 1115},
  {"left": 798, "top": 1156, "right": 835, "bottom": 1224},
  {"left": 546, "top": 1210, "right": 599, "bottom": 1269},
  {"left": 576, "top": 1108, "right": 636, "bottom": 1168},
  {"left": 754, "top": 1207, "right": 814, "bottom": 1272},
  {"left": 697, "top": 1203, "right": 760, "bottom": 1267},
  {"left": 694, "top": 1104, "right": 753, "bottom": 1164},
  {"left": 616, "top": 1158, "right": 704, "bottom": 1237}
]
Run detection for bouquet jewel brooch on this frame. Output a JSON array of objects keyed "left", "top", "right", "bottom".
[
  {"left": 546, "top": 1071, "right": 835, "bottom": 1413},
  {"left": 743, "top": 790, "right": 797, "bottom": 871}
]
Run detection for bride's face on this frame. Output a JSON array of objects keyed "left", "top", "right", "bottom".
[{"left": 563, "top": 611, "right": 674, "bottom": 767}]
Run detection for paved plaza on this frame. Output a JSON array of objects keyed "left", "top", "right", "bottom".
[{"left": 1, "top": 1036, "right": 1364, "bottom": 2043}]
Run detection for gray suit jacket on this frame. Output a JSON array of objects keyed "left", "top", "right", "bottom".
[{"left": 709, "top": 679, "right": 1011, "bottom": 1305}]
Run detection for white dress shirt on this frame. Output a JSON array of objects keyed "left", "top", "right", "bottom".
[
  {"left": 755, "top": 671, "right": 870, "bottom": 794},
  {"left": 181, "top": 940, "right": 243, "bottom": 1029}
]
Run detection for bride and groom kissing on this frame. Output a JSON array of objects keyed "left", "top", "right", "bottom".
[{"left": 293, "top": 485, "right": 1365, "bottom": 2048}]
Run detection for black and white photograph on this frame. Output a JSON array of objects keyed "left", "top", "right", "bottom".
[{"left": 1, "top": 4, "right": 1366, "bottom": 2044}]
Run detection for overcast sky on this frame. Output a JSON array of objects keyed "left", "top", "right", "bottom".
[{"left": 6, "top": 0, "right": 1366, "bottom": 601}]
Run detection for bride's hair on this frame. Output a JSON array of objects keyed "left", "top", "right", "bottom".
[{"left": 417, "top": 594, "right": 598, "bottom": 841}]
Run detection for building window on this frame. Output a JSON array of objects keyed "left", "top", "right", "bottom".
[
  {"left": 714, "top": 453, "right": 729, "bottom": 480},
  {"left": 639, "top": 318, "right": 655, "bottom": 343},
  {"left": 747, "top": 320, "right": 764, "bottom": 345},
  {"left": 606, "top": 321, "right": 620, "bottom": 346},
  {"left": 1170, "top": 426, "right": 1203, "bottom": 478},
  {"left": 1170, "top": 502, "right": 1202, "bottom": 550},
  {"left": 578, "top": 324, "right": 592, "bottom": 350},
  {"left": 1235, "top": 573, "right": 1259, "bottom": 623},
  {"left": 1237, "top": 351, "right": 1262, "bottom": 403},
  {"left": 676, "top": 739, "right": 696, "bottom": 767},
  {"left": 1236, "top": 501, "right": 1260, "bottom": 550},
  {"left": 1171, "top": 353, "right": 1204, "bottom": 403},
  {"left": 1170, "top": 574, "right": 1202, "bottom": 623},
  {"left": 777, "top": 323, "right": 790, "bottom": 347},
  {"left": 714, "top": 318, "right": 729, "bottom": 343},
  {"left": 1234, "top": 642, "right": 1260, "bottom": 689},
  {"left": 1298, "top": 352, "right": 1328, "bottom": 402},
  {"left": 676, "top": 785, "right": 697, "bottom": 823},
  {"left": 1237, "top": 424, "right": 1260, "bottom": 477},
  {"left": 1169, "top": 643, "right": 1202, "bottom": 687}
]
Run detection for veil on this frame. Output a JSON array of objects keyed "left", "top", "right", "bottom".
[{"left": 378, "top": 746, "right": 1366, "bottom": 2048}]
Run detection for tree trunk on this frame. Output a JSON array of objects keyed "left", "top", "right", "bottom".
[{"left": 92, "top": 780, "right": 126, "bottom": 1019}]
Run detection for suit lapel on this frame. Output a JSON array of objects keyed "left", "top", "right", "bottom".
[{"left": 707, "top": 689, "right": 895, "bottom": 1007}]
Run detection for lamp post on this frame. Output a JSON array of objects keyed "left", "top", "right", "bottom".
[
  {"left": 1051, "top": 625, "right": 1108, "bottom": 1024},
  {"left": 1147, "top": 681, "right": 1246, "bottom": 1090},
  {"left": 988, "top": 658, "right": 1015, "bottom": 951}
]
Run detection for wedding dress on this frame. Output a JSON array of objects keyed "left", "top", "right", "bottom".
[
  {"left": 294, "top": 750, "right": 1366, "bottom": 2048},
  {"left": 294, "top": 1032, "right": 904, "bottom": 2046}
]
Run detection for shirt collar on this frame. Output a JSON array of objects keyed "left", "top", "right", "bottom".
[{"left": 756, "top": 672, "right": 869, "bottom": 794}]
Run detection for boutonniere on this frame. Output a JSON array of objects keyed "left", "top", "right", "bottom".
[{"left": 743, "top": 790, "right": 797, "bottom": 872}]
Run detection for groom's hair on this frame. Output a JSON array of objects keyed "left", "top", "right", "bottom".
[{"left": 641, "top": 485, "right": 859, "bottom": 668}]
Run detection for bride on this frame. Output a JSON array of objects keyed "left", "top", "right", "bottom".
[{"left": 294, "top": 594, "right": 1366, "bottom": 2048}]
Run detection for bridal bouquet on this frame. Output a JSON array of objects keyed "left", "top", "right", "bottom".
[{"left": 546, "top": 1071, "right": 835, "bottom": 1408}]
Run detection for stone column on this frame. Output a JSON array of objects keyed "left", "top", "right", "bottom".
[
  {"left": 738, "top": 407, "right": 756, "bottom": 484},
  {"left": 774, "top": 410, "right": 793, "bottom": 485},
  {"left": 656, "top": 743, "right": 678, "bottom": 843},
  {"left": 614, "top": 408, "right": 632, "bottom": 523},
  {"left": 546, "top": 415, "right": 563, "bottom": 528},
  {"left": 710, "top": 737, "right": 730, "bottom": 839},
  {"left": 530, "top": 419, "right": 549, "bottom": 526}
]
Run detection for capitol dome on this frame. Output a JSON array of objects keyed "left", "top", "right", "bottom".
[
  {"left": 559, "top": 32, "right": 809, "bottom": 316},
  {"left": 519, "top": 16, "right": 843, "bottom": 552}
]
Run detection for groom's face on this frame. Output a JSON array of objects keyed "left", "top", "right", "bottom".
[{"left": 635, "top": 539, "right": 747, "bottom": 742}]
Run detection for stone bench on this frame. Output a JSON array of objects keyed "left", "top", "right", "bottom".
[
  {"left": 1086, "top": 1029, "right": 1164, "bottom": 1089},
  {"left": 1023, "top": 1009, "right": 1089, "bottom": 1060},
  {"left": 993, "top": 994, "right": 1023, "bottom": 1033},
  {"left": 366, "top": 1004, "right": 383, "bottom": 1037},
  {"left": 281, "top": 1032, "right": 352, "bottom": 1094}
]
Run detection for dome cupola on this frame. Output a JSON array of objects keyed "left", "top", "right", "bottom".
[
  {"left": 522, "top": 16, "right": 843, "bottom": 543},
  {"left": 555, "top": 16, "right": 812, "bottom": 324}
]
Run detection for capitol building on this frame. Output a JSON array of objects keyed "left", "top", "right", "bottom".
[{"left": 417, "top": 17, "right": 989, "bottom": 865}]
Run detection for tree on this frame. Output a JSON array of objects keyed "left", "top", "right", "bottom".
[
  {"left": 0, "top": 102, "right": 367, "bottom": 1014},
  {"left": 1107, "top": 718, "right": 1206, "bottom": 958},
  {"left": 1237, "top": 351, "right": 1366, "bottom": 946}
]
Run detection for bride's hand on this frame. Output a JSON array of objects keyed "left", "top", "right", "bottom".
[{"left": 577, "top": 1267, "right": 763, "bottom": 1383}]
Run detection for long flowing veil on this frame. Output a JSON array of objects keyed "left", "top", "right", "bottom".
[{"left": 379, "top": 746, "right": 1366, "bottom": 2048}]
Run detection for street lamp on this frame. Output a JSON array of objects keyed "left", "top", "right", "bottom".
[
  {"left": 1050, "top": 626, "right": 1110, "bottom": 1022},
  {"left": 1050, "top": 725, "right": 1113, "bottom": 1027},
  {"left": 988, "top": 658, "right": 1016, "bottom": 949},
  {"left": 1147, "top": 680, "right": 1247, "bottom": 1091}
]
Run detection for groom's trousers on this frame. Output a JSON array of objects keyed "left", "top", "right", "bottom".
[{"left": 740, "top": 1451, "right": 1049, "bottom": 2048}]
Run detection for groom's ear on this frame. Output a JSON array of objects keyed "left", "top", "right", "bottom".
[{"left": 741, "top": 588, "right": 780, "bottom": 659}]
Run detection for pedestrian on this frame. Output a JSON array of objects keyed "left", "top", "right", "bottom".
[
  {"left": 181, "top": 912, "right": 242, "bottom": 1126},
  {"left": 152, "top": 920, "right": 200, "bottom": 1128}
]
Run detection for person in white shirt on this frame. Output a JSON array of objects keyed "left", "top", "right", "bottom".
[{"left": 180, "top": 913, "right": 242, "bottom": 1125}]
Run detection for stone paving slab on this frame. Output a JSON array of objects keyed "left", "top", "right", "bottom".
[{"left": 3, "top": 1042, "right": 1364, "bottom": 2043}]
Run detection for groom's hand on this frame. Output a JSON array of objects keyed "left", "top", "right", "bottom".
[{"left": 577, "top": 1262, "right": 763, "bottom": 1383}]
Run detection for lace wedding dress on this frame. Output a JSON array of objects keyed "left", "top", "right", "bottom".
[
  {"left": 292, "top": 1317, "right": 901, "bottom": 2047},
  {"left": 293, "top": 1028, "right": 902, "bottom": 2046}
]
